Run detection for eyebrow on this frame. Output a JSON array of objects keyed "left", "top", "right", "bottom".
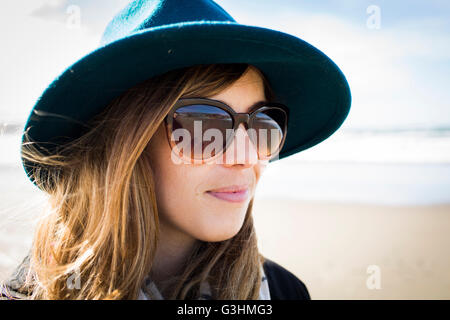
[{"left": 214, "top": 99, "right": 269, "bottom": 113}]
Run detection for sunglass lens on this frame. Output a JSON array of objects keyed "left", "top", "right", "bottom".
[
  {"left": 172, "top": 105, "right": 233, "bottom": 160},
  {"left": 250, "top": 108, "right": 286, "bottom": 159}
]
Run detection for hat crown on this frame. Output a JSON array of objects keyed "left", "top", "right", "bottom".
[{"left": 100, "top": 0, "right": 236, "bottom": 46}]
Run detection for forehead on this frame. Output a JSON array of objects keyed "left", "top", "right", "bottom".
[{"left": 207, "top": 68, "right": 267, "bottom": 113}]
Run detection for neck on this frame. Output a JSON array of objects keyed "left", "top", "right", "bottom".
[{"left": 150, "top": 218, "right": 198, "bottom": 297}]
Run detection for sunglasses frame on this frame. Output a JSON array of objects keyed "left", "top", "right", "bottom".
[{"left": 164, "top": 97, "right": 289, "bottom": 163}]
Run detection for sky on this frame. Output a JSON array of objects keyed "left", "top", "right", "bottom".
[{"left": 0, "top": 0, "right": 449, "bottom": 129}]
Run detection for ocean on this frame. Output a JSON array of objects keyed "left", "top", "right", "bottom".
[
  {"left": 1, "top": 124, "right": 450, "bottom": 206},
  {"left": 257, "top": 127, "right": 450, "bottom": 206}
]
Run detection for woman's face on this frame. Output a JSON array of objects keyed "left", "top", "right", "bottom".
[{"left": 146, "top": 68, "right": 268, "bottom": 242}]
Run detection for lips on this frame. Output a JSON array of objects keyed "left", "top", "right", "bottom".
[
  {"left": 207, "top": 184, "right": 249, "bottom": 193},
  {"left": 206, "top": 184, "right": 250, "bottom": 203}
]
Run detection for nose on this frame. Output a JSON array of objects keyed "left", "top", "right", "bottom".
[{"left": 221, "top": 123, "right": 259, "bottom": 167}]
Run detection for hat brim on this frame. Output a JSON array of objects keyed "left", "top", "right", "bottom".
[{"left": 21, "top": 21, "right": 351, "bottom": 188}]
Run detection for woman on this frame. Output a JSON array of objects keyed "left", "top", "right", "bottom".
[{"left": 1, "top": 0, "right": 351, "bottom": 300}]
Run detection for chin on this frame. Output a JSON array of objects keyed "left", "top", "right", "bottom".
[
  {"left": 187, "top": 205, "right": 249, "bottom": 242},
  {"left": 194, "top": 225, "right": 243, "bottom": 242}
]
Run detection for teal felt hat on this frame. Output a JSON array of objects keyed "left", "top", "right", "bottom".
[{"left": 21, "top": 0, "right": 351, "bottom": 190}]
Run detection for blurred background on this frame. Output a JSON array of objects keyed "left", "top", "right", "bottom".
[{"left": 0, "top": 0, "right": 449, "bottom": 299}]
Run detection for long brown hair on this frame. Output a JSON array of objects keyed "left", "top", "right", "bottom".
[{"left": 16, "top": 63, "right": 276, "bottom": 299}]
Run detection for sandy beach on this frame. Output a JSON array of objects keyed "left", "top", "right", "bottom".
[{"left": 252, "top": 198, "right": 450, "bottom": 299}]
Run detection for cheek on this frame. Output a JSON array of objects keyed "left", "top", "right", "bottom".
[
  {"left": 155, "top": 164, "right": 248, "bottom": 242},
  {"left": 258, "top": 161, "right": 268, "bottom": 176},
  {"left": 147, "top": 133, "right": 200, "bottom": 228},
  {"left": 155, "top": 163, "right": 198, "bottom": 220}
]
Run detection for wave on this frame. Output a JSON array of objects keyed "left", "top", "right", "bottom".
[{"left": 2, "top": 122, "right": 450, "bottom": 165}]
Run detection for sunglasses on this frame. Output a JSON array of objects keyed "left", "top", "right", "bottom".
[{"left": 164, "top": 97, "right": 288, "bottom": 163}]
